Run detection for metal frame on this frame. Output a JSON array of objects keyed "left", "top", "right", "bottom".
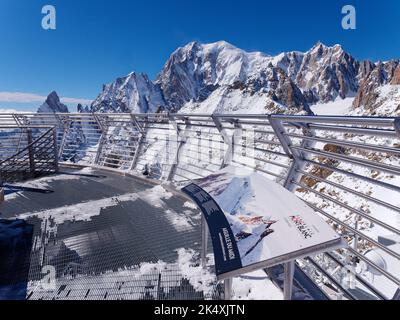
[
  {"left": 1, "top": 112, "right": 400, "bottom": 300},
  {"left": 0, "top": 125, "right": 59, "bottom": 182}
]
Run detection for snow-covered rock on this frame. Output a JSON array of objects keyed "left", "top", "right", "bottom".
[
  {"left": 156, "top": 40, "right": 311, "bottom": 113},
  {"left": 91, "top": 72, "right": 165, "bottom": 113},
  {"left": 89, "top": 40, "right": 400, "bottom": 116},
  {"left": 295, "top": 42, "right": 362, "bottom": 103},
  {"left": 351, "top": 84, "right": 400, "bottom": 116},
  {"left": 37, "top": 91, "right": 69, "bottom": 113},
  {"left": 353, "top": 60, "right": 400, "bottom": 112}
]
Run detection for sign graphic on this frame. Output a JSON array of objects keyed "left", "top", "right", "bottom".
[
  {"left": 182, "top": 183, "right": 242, "bottom": 275},
  {"left": 182, "top": 166, "right": 343, "bottom": 278}
]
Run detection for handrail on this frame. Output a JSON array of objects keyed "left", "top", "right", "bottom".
[
  {"left": 0, "top": 126, "right": 58, "bottom": 182},
  {"left": 0, "top": 112, "right": 399, "bottom": 300},
  {"left": 0, "top": 127, "right": 55, "bottom": 165}
]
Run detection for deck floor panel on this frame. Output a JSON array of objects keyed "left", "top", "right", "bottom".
[{"left": 0, "top": 167, "right": 215, "bottom": 300}]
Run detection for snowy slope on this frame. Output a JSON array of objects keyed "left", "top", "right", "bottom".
[
  {"left": 310, "top": 97, "right": 354, "bottom": 115},
  {"left": 351, "top": 84, "right": 400, "bottom": 116}
]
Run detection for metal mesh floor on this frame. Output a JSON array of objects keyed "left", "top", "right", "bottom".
[
  {"left": 27, "top": 264, "right": 223, "bottom": 300},
  {"left": 0, "top": 167, "right": 221, "bottom": 300}
]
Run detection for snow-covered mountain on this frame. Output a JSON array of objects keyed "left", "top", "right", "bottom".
[
  {"left": 37, "top": 91, "right": 69, "bottom": 113},
  {"left": 352, "top": 60, "right": 400, "bottom": 115},
  {"left": 91, "top": 72, "right": 165, "bottom": 113},
  {"left": 89, "top": 40, "right": 400, "bottom": 116}
]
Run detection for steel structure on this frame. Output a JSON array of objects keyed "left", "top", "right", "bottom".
[
  {"left": 1, "top": 112, "right": 400, "bottom": 300},
  {"left": 0, "top": 125, "right": 58, "bottom": 183}
]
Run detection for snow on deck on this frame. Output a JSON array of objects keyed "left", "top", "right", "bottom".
[{"left": 1, "top": 167, "right": 282, "bottom": 300}]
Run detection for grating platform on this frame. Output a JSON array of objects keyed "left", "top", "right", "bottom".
[
  {"left": 27, "top": 264, "right": 223, "bottom": 300},
  {"left": 0, "top": 167, "right": 221, "bottom": 300}
]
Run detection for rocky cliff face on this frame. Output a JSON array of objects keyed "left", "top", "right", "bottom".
[
  {"left": 37, "top": 91, "right": 69, "bottom": 113},
  {"left": 295, "top": 43, "right": 361, "bottom": 103},
  {"left": 391, "top": 66, "right": 400, "bottom": 85},
  {"left": 353, "top": 60, "right": 400, "bottom": 112},
  {"left": 89, "top": 41, "right": 400, "bottom": 116},
  {"left": 91, "top": 72, "right": 165, "bottom": 113}
]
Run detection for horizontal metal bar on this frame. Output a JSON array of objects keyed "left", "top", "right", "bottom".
[
  {"left": 297, "top": 169, "right": 400, "bottom": 214},
  {"left": 292, "top": 146, "right": 400, "bottom": 176},
  {"left": 303, "top": 199, "right": 400, "bottom": 262},
  {"left": 303, "top": 256, "right": 357, "bottom": 300},
  {"left": 294, "top": 180, "right": 400, "bottom": 236},
  {"left": 0, "top": 125, "right": 54, "bottom": 129},
  {"left": 178, "top": 160, "right": 216, "bottom": 173},
  {"left": 173, "top": 171, "right": 194, "bottom": 182},
  {"left": 180, "top": 150, "right": 223, "bottom": 166},
  {"left": 254, "top": 139, "right": 283, "bottom": 146},
  {"left": 303, "top": 158, "right": 400, "bottom": 193},
  {"left": 275, "top": 115, "right": 397, "bottom": 126},
  {"left": 306, "top": 124, "right": 398, "bottom": 138},
  {"left": 232, "top": 159, "right": 286, "bottom": 180},
  {"left": 346, "top": 247, "right": 400, "bottom": 288},
  {"left": 253, "top": 129, "right": 276, "bottom": 135},
  {"left": 324, "top": 252, "right": 388, "bottom": 300},
  {"left": 286, "top": 132, "right": 400, "bottom": 156},
  {"left": 176, "top": 165, "right": 207, "bottom": 178},
  {"left": 244, "top": 154, "right": 291, "bottom": 169}
]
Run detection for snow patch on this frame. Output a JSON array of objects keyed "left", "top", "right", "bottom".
[{"left": 310, "top": 97, "right": 354, "bottom": 115}]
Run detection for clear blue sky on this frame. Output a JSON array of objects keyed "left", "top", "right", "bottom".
[{"left": 0, "top": 0, "right": 399, "bottom": 111}]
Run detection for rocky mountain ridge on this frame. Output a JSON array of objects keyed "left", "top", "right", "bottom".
[{"left": 41, "top": 41, "right": 400, "bottom": 116}]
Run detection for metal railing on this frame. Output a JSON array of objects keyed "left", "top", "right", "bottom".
[
  {"left": 0, "top": 125, "right": 58, "bottom": 182},
  {"left": 1, "top": 112, "right": 399, "bottom": 300}
]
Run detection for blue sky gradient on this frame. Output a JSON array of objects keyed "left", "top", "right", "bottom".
[{"left": 0, "top": 0, "right": 399, "bottom": 110}]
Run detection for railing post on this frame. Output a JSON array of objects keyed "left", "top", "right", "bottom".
[
  {"left": 393, "top": 288, "right": 400, "bottom": 300},
  {"left": 394, "top": 118, "right": 400, "bottom": 138},
  {"left": 166, "top": 115, "right": 189, "bottom": 181},
  {"left": 130, "top": 117, "right": 148, "bottom": 171},
  {"left": 130, "top": 114, "right": 144, "bottom": 134},
  {"left": 14, "top": 115, "right": 29, "bottom": 153},
  {"left": 268, "top": 116, "right": 313, "bottom": 192},
  {"left": 268, "top": 116, "right": 315, "bottom": 299},
  {"left": 201, "top": 214, "right": 208, "bottom": 268},
  {"left": 283, "top": 260, "right": 295, "bottom": 300},
  {"left": 0, "top": 185, "right": 4, "bottom": 204},
  {"left": 93, "top": 114, "right": 109, "bottom": 165},
  {"left": 27, "top": 128, "right": 35, "bottom": 178},
  {"left": 224, "top": 278, "right": 233, "bottom": 300},
  {"left": 57, "top": 115, "right": 71, "bottom": 160},
  {"left": 52, "top": 127, "right": 59, "bottom": 173},
  {"left": 13, "top": 114, "right": 29, "bottom": 127},
  {"left": 212, "top": 115, "right": 234, "bottom": 169}
]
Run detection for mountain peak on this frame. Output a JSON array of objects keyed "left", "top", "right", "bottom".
[
  {"left": 310, "top": 41, "right": 327, "bottom": 52},
  {"left": 310, "top": 42, "right": 347, "bottom": 56},
  {"left": 177, "top": 40, "right": 240, "bottom": 56},
  {"left": 90, "top": 40, "right": 398, "bottom": 116},
  {"left": 91, "top": 71, "right": 165, "bottom": 113},
  {"left": 38, "top": 91, "right": 69, "bottom": 113},
  {"left": 207, "top": 40, "right": 236, "bottom": 49},
  {"left": 46, "top": 90, "right": 61, "bottom": 105}
]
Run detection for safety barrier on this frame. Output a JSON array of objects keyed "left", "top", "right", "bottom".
[
  {"left": 0, "top": 125, "right": 58, "bottom": 182},
  {"left": 0, "top": 112, "right": 399, "bottom": 300}
]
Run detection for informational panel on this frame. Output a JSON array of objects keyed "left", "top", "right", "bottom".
[{"left": 182, "top": 166, "right": 343, "bottom": 279}]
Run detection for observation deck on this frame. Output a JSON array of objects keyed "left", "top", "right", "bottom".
[{"left": 1, "top": 112, "right": 400, "bottom": 300}]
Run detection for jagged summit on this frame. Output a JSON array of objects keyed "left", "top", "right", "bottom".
[
  {"left": 37, "top": 91, "right": 69, "bottom": 113},
  {"left": 89, "top": 40, "right": 400, "bottom": 116},
  {"left": 91, "top": 72, "right": 165, "bottom": 113}
]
